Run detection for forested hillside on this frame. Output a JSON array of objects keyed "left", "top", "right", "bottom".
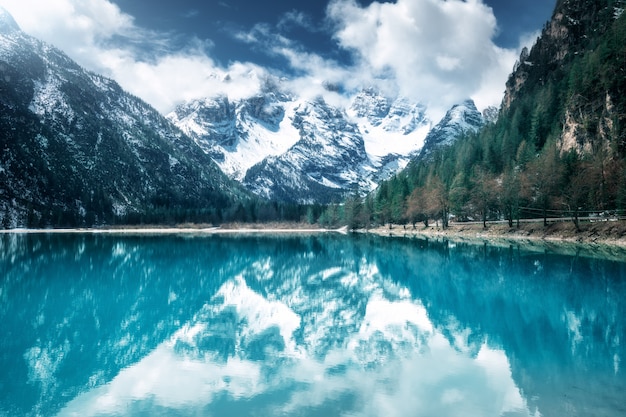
[
  {"left": 339, "top": 0, "right": 626, "bottom": 230},
  {"left": 0, "top": 9, "right": 321, "bottom": 228}
]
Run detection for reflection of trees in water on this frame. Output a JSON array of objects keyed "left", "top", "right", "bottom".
[
  {"left": 1, "top": 234, "right": 231, "bottom": 416},
  {"left": 1, "top": 233, "right": 625, "bottom": 416},
  {"left": 370, "top": 236, "right": 626, "bottom": 416}
]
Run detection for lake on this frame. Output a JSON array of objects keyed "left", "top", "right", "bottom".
[{"left": 1, "top": 232, "right": 625, "bottom": 417}]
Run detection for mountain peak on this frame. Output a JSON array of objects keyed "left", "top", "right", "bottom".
[
  {"left": 416, "top": 99, "right": 484, "bottom": 161},
  {"left": 444, "top": 99, "right": 482, "bottom": 126},
  {"left": 0, "top": 7, "right": 21, "bottom": 35}
]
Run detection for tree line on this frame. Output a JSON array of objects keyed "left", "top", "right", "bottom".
[{"left": 318, "top": 8, "right": 626, "bottom": 231}]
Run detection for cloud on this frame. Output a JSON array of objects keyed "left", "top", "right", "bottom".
[
  {"left": 1, "top": 0, "right": 135, "bottom": 63},
  {"left": 0, "top": 0, "right": 530, "bottom": 120},
  {"left": 326, "top": 0, "right": 521, "bottom": 118},
  {"left": 233, "top": 0, "right": 526, "bottom": 120},
  {"left": 277, "top": 10, "right": 318, "bottom": 32},
  {"left": 0, "top": 0, "right": 265, "bottom": 113},
  {"left": 103, "top": 50, "right": 268, "bottom": 112}
]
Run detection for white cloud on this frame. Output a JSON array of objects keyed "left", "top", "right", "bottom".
[
  {"left": 277, "top": 10, "right": 318, "bottom": 32},
  {"left": 0, "top": 0, "right": 530, "bottom": 120},
  {"left": 1, "top": 0, "right": 135, "bottom": 69},
  {"left": 0, "top": 0, "right": 265, "bottom": 113},
  {"left": 326, "top": 0, "right": 521, "bottom": 118}
]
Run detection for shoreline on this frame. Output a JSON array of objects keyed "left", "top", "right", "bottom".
[
  {"left": 2, "top": 221, "right": 626, "bottom": 261},
  {"left": 359, "top": 220, "right": 626, "bottom": 261},
  {"left": 0, "top": 223, "right": 346, "bottom": 236},
  {"left": 2, "top": 220, "right": 626, "bottom": 248},
  {"left": 362, "top": 220, "right": 626, "bottom": 246}
]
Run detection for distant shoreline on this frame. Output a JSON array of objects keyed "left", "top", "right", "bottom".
[
  {"left": 362, "top": 220, "right": 626, "bottom": 248},
  {"left": 2, "top": 220, "right": 626, "bottom": 247},
  {"left": 0, "top": 223, "right": 345, "bottom": 236}
]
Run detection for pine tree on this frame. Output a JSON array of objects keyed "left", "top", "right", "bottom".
[{"left": 344, "top": 186, "right": 364, "bottom": 230}]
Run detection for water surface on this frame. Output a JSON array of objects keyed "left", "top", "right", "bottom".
[{"left": 1, "top": 233, "right": 625, "bottom": 416}]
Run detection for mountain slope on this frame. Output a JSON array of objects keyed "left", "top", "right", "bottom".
[
  {"left": 169, "top": 86, "right": 430, "bottom": 204},
  {"left": 503, "top": 0, "right": 626, "bottom": 155},
  {"left": 415, "top": 99, "right": 485, "bottom": 162},
  {"left": 0, "top": 8, "right": 243, "bottom": 227},
  {"left": 243, "top": 98, "right": 370, "bottom": 204},
  {"left": 369, "top": 0, "right": 626, "bottom": 229}
]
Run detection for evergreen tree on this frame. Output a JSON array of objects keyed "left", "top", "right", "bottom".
[{"left": 344, "top": 186, "right": 364, "bottom": 230}]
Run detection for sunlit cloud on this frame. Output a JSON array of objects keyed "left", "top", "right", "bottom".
[
  {"left": 0, "top": 0, "right": 266, "bottom": 112},
  {"left": 326, "top": 0, "right": 523, "bottom": 118},
  {"left": 0, "top": 0, "right": 535, "bottom": 119}
]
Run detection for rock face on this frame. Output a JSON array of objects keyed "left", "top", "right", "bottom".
[
  {"left": 243, "top": 98, "right": 369, "bottom": 204},
  {"left": 170, "top": 86, "right": 431, "bottom": 204},
  {"left": 167, "top": 87, "right": 296, "bottom": 182},
  {"left": 415, "top": 99, "right": 485, "bottom": 161},
  {"left": 0, "top": 7, "right": 241, "bottom": 227},
  {"left": 502, "top": 0, "right": 626, "bottom": 157},
  {"left": 503, "top": 0, "right": 620, "bottom": 108}
]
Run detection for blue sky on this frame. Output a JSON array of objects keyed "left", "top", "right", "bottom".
[
  {"left": 0, "top": 0, "right": 555, "bottom": 119},
  {"left": 110, "top": 0, "right": 553, "bottom": 65}
]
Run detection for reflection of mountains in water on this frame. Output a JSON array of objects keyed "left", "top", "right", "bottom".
[
  {"left": 377, "top": 237, "right": 626, "bottom": 416},
  {"left": 1, "top": 234, "right": 625, "bottom": 416}
]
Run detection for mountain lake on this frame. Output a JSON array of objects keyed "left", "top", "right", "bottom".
[{"left": 1, "top": 232, "right": 625, "bottom": 417}]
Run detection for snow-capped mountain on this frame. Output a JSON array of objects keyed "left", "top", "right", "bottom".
[
  {"left": 348, "top": 88, "right": 431, "bottom": 181},
  {"left": 0, "top": 7, "right": 241, "bottom": 227},
  {"left": 415, "top": 99, "right": 485, "bottom": 161},
  {"left": 169, "top": 86, "right": 430, "bottom": 204},
  {"left": 243, "top": 98, "right": 369, "bottom": 203},
  {"left": 167, "top": 86, "right": 300, "bottom": 182},
  {"left": 0, "top": 4, "right": 487, "bottom": 214}
]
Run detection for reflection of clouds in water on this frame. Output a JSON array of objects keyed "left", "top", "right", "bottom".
[
  {"left": 57, "top": 271, "right": 536, "bottom": 417},
  {"left": 5, "top": 234, "right": 624, "bottom": 417},
  {"left": 216, "top": 275, "right": 302, "bottom": 357},
  {"left": 282, "top": 337, "right": 535, "bottom": 417},
  {"left": 24, "top": 340, "right": 71, "bottom": 400},
  {"left": 57, "top": 346, "right": 264, "bottom": 416}
]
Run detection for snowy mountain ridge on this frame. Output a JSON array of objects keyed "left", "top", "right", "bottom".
[
  {"left": 168, "top": 91, "right": 302, "bottom": 181},
  {"left": 416, "top": 99, "right": 486, "bottom": 161},
  {"left": 168, "top": 84, "right": 433, "bottom": 203},
  {"left": 0, "top": 8, "right": 241, "bottom": 227}
]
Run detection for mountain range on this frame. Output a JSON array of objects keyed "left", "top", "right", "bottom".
[
  {"left": 167, "top": 85, "right": 440, "bottom": 204},
  {"left": 0, "top": 8, "right": 248, "bottom": 227},
  {"left": 0, "top": 5, "right": 495, "bottom": 225}
]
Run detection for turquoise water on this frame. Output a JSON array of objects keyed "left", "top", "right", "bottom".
[{"left": 1, "top": 233, "right": 625, "bottom": 417}]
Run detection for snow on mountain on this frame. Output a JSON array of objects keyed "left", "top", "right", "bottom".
[
  {"left": 169, "top": 86, "right": 431, "bottom": 204},
  {"left": 243, "top": 98, "right": 370, "bottom": 204},
  {"left": 416, "top": 99, "right": 485, "bottom": 161},
  {"left": 348, "top": 88, "right": 430, "bottom": 157},
  {"left": 347, "top": 89, "right": 431, "bottom": 187},
  {"left": 0, "top": 9, "right": 241, "bottom": 227},
  {"left": 168, "top": 90, "right": 301, "bottom": 181}
]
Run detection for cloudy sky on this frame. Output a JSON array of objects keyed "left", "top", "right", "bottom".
[{"left": 0, "top": 0, "right": 555, "bottom": 119}]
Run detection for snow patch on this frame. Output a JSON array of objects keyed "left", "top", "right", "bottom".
[{"left": 216, "top": 276, "right": 302, "bottom": 356}]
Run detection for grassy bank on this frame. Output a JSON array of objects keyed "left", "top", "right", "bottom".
[{"left": 360, "top": 220, "right": 626, "bottom": 261}]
